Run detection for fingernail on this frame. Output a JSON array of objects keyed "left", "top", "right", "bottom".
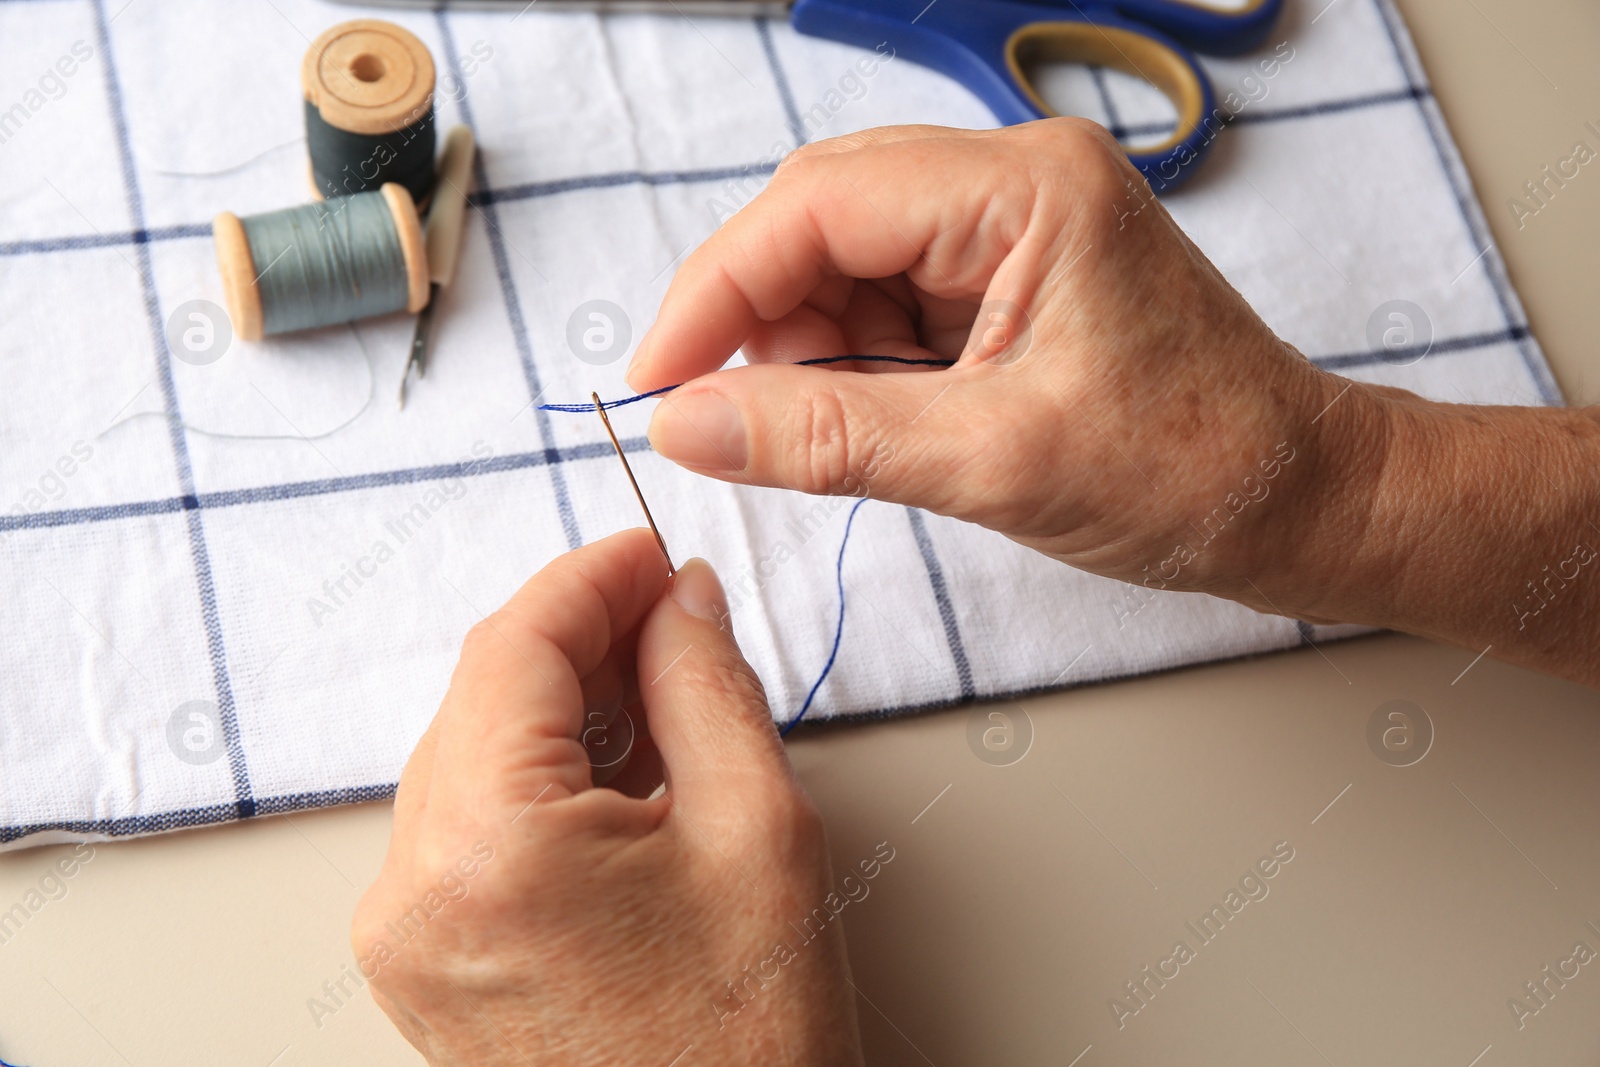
[
  {"left": 624, "top": 341, "right": 654, "bottom": 392},
  {"left": 669, "top": 558, "right": 729, "bottom": 623},
  {"left": 649, "top": 390, "right": 748, "bottom": 472}
]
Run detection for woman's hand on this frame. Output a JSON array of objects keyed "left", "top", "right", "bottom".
[
  {"left": 352, "top": 530, "right": 865, "bottom": 1066},
  {"left": 628, "top": 119, "right": 1600, "bottom": 687}
]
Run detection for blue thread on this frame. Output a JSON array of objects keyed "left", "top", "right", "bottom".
[
  {"left": 782, "top": 497, "right": 867, "bottom": 736},
  {"left": 537, "top": 354, "right": 956, "bottom": 412},
  {"left": 539, "top": 383, "right": 681, "bottom": 413},
  {"left": 537, "top": 351, "right": 953, "bottom": 735},
  {"left": 790, "top": 354, "right": 956, "bottom": 369},
  {"left": 538, "top": 358, "right": 941, "bottom": 734}
]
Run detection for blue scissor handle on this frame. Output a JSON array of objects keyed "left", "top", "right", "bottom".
[
  {"left": 791, "top": 0, "right": 1284, "bottom": 191},
  {"left": 1108, "top": 0, "right": 1284, "bottom": 56}
]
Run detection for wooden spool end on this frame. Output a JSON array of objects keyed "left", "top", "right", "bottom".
[
  {"left": 381, "top": 183, "right": 430, "bottom": 313},
  {"left": 302, "top": 19, "right": 435, "bottom": 136},
  {"left": 307, "top": 161, "right": 432, "bottom": 214},
  {"left": 213, "top": 211, "right": 264, "bottom": 342}
]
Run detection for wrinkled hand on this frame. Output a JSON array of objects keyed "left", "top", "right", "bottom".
[
  {"left": 352, "top": 530, "right": 864, "bottom": 1066},
  {"left": 629, "top": 119, "right": 1600, "bottom": 685},
  {"left": 628, "top": 119, "right": 1380, "bottom": 613}
]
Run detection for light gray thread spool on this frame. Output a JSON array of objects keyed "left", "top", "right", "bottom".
[
  {"left": 213, "top": 182, "right": 427, "bottom": 341},
  {"left": 250, "top": 193, "right": 406, "bottom": 333}
]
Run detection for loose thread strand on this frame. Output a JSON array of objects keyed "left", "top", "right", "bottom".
[
  {"left": 537, "top": 354, "right": 951, "bottom": 735},
  {"left": 781, "top": 497, "right": 867, "bottom": 736},
  {"left": 537, "top": 354, "right": 955, "bottom": 413},
  {"left": 97, "top": 324, "right": 379, "bottom": 444}
]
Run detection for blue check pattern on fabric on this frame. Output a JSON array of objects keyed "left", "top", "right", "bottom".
[{"left": 0, "top": 0, "right": 1558, "bottom": 848}]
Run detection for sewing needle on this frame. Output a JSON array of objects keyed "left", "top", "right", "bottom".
[{"left": 592, "top": 392, "right": 675, "bottom": 576}]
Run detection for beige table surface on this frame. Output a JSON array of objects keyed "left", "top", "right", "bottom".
[{"left": 4, "top": 1, "right": 1599, "bottom": 1064}]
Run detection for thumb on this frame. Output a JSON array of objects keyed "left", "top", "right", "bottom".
[
  {"left": 647, "top": 362, "right": 996, "bottom": 515},
  {"left": 636, "top": 557, "right": 799, "bottom": 824}
]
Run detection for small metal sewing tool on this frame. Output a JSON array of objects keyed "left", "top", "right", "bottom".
[
  {"left": 400, "top": 125, "right": 476, "bottom": 409},
  {"left": 592, "top": 392, "right": 675, "bottom": 576},
  {"left": 400, "top": 292, "right": 439, "bottom": 409}
]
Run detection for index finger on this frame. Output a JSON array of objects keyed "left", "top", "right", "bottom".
[{"left": 625, "top": 125, "right": 1030, "bottom": 392}]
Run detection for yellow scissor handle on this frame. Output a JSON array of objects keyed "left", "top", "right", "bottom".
[{"left": 1004, "top": 22, "right": 1209, "bottom": 156}]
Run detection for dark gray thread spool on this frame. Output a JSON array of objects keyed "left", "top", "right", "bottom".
[{"left": 302, "top": 19, "right": 437, "bottom": 207}]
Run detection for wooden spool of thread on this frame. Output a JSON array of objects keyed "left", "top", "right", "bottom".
[
  {"left": 213, "top": 183, "right": 428, "bottom": 341},
  {"left": 302, "top": 19, "right": 437, "bottom": 206}
]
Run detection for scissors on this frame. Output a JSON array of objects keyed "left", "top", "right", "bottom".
[{"left": 342, "top": 0, "right": 1284, "bottom": 189}]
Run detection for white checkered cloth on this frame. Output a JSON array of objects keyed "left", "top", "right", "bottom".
[{"left": 0, "top": 0, "right": 1558, "bottom": 849}]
